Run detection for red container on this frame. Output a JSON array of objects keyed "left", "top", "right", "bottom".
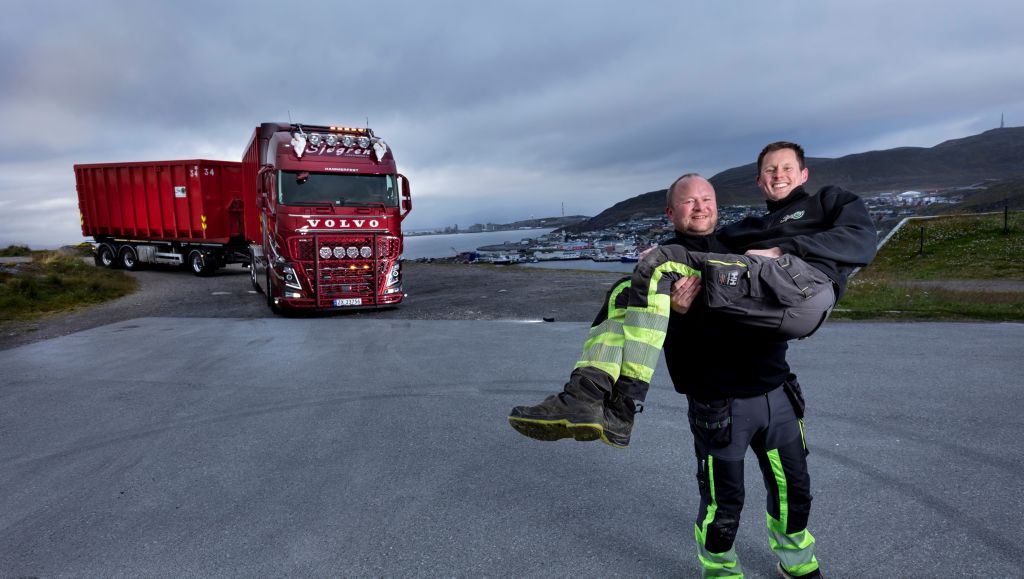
[{"left": 75, "top": 160, "right": 249, "bottom": 244}]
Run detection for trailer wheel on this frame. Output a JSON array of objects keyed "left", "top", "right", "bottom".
[
  {"left": 120, "top": 246, "right": 140, "bottom": 270},
  {"left": 97, "top": 244, "right": 119, "bottom": 268},
  {"left": 188, "top": 250, "right": 216, "bottom": 277}
]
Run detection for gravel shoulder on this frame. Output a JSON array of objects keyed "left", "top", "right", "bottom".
[
  {"left": 0, "top": 262, "right": 624, "bottom": 351},
  {"left": 5, "top": 260, "right": 1019, "bottom": 352}
]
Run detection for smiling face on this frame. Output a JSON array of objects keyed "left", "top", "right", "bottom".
[
  {"left": 666, "top": 175, "right": 718, "bottom": 235},
  {"left": 756, "top": 147, "right": 809, "bottom": 202}
]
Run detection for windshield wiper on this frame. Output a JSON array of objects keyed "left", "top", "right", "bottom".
[
  {"left": 342, "top": 201, "right": 389, "bottom": 208},
  {"left": 287, "top": 201, "right": 334, "bottom": 208}
]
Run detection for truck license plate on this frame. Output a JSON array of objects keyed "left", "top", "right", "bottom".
[{"left": 334, "top": 298, "right": 362, "bottom": 306}]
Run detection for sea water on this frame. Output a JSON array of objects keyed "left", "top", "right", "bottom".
[
  {"left": 403, "top": 229, "right": 556, "bottom": 259},
  {"left": 403, "top": 229, "right": 634, "bottom": 273}
]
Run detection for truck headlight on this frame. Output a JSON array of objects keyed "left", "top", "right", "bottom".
[
  {"left": 386, "top": 262, "right": 401, "bottom": 287},
  {"left": 282, "top": 265, "right": 302, "bottom": 291}
]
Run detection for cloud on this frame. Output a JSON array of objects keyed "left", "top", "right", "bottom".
[{"left": 1, "top": 0, "right": 1023, "bottom": 248}]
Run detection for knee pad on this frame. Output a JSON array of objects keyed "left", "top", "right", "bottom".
[{"left": 705, "top": 512, "right": 740, "bottom": 553}]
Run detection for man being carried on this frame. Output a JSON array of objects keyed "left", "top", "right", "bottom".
[{"left": 509, "top": 142, "right": 877, "bottom": 578}]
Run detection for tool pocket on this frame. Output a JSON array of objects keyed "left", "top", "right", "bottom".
[
  {"left": 687, "top": 396, "right": 733, "bottom": 448},
  {"left": 781, "top": 374, "right": 806, "bottom": 419},
  {"left": 702, "top": 257, "right": 753, "bottom": 309},
  {"left": 759, "top": 255, "right": 831, "bottom": 307}
]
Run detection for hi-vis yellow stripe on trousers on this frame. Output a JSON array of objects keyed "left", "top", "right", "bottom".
[
  {"left": 619, "top": 261, "right": 700, "bottom": 383},
  {"left": 574, "top": 279, "right": 631, "bottom": 381}
]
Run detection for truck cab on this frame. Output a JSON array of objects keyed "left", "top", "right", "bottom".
[{"left": 245, "top": 123, "right": 411, "bottom": 313}]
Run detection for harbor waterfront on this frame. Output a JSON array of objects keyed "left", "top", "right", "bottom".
[
  {"left": 403, "top": 229, "right": 556, "bottom": 260},
  {"left": 403, "top": 229, "right": 636, "bottom": 273}
]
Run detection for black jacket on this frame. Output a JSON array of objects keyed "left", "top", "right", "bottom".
[
  {"left": 717, "top": 185, "right": 878, "bottom": 299},
  {"left": 660, "top": 232, "right": 790, "bottom": 399},
  {"left": 662, "top": 186, "right": 876, "bottom": 399}
]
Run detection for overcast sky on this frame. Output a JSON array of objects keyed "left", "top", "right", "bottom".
[{"left": 2, "top": 0, "right": 1022, "bottom": 248}]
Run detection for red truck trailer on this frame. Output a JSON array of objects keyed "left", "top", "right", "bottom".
[
  {"left": 76, "top": 159, "right": 249, "bottom": 275},
  {"left": 75, "top": 122, "right": 411, "bottom": 313}
]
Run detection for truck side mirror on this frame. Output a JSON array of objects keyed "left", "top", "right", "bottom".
[{"left": 398, "top": 174, "right": 412, "bottom": 216}]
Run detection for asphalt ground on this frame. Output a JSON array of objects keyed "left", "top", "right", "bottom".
[
  {"left": 1, "top": 318, "right": 1021, "bottom": 577},
  {"left": 0, "top": 262, "right": 621, "bottom": 351}
]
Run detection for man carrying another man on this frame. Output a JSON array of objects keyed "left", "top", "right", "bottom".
[{"left": 508, "top": 142, "right": 878, "bottom": 578}]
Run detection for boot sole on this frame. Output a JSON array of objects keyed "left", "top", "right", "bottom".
[
  {"left": 599, "top": 431, "right": 629, "bottom": 449},
  {"left": 508, "top": 417, "right": 603, "bottom": 442},
  {"left": 508, "top": 417, "right": 628, "bottom": 448}
]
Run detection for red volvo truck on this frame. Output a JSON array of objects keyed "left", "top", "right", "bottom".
[{"left": 75, "top": 122, "right": 412, "bottom": 313}]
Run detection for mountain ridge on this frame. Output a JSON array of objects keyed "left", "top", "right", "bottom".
[{"left": 567, "top": 126, "right": 1024, "bottom": 232}]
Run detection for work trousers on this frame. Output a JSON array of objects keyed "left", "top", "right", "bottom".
[
  {"left": 574, "top": 248, "right": 835, "bottom": 402},
  {"left": 689, "top": 383, "right": 819, "bottom": 578}
]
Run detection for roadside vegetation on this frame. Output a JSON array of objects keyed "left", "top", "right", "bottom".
[
  {"left": 0, "top": 247, "right": 138, "bottom": 322},
  {"left": 835, "top": 212, "right": 1024, "bottom": 320},
  {"left": 0, "top": 245, "right": 32, "bottom": 257}
]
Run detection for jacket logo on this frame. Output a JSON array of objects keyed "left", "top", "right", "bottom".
[{"left": 780, "top": 210, "right": 805, "bottom": 223}]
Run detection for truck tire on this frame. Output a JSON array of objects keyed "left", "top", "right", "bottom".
[
  {"left": 250, "top": 254, "right": 263, "bottom": 293},
  {"left": 97, "top": 244, "right": 120, "bottom": 268},
  {"left": 120, "top": 246, "right": 140, "bottom": 270},
  {"left": 188, "top": 250, "right": 216, "bottom": 277},
  {"left": 265, "top": 269, "right": 283, "bottom": 315}
]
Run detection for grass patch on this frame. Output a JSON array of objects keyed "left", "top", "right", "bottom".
[
  {"left": 834, "top": 213, "right": 1024, "bottom": 321},
  {"left": 0, "top": 245, "right": 32, "bottom": 257},
  {"left": 837, "top": 278, "right": 1023, "bottom": 321},
  {"left": 868, "top": 213, "right": 1023, "bottom": 279},
  {"left": 0, "top": 249, "right": 138, "bottom": 321}
]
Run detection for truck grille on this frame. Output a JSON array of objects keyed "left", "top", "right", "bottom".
[{"left": 290, "top": 234, "right": 401, "bottom": 305}]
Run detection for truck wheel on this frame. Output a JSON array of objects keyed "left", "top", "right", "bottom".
[
  {"left": 120, "top": 246, "right": 140, "bottom": 270},
  {"left": 265, "top": 270, "right": 283, "bottom": 315},
  {"left": 250, "top": 254, "right": 263, "bottom": 293},
  {"left": 189, "top": 250, "right": 215, "bottom": 277},
  {"left": 97, "top": 245, "right": 116, "bottom": 268}
]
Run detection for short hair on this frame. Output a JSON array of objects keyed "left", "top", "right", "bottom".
[
  {"left": 666, "top": 172, "right": 704, "bottom": 207},
  {"left": 757, "top": 141, "right": 806, "bottom": 172}
]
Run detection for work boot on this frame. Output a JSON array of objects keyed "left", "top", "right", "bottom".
[
  {"left": 600, "top": 392, "right": 640, "bottom": 448},
  {"left": 777, "top": 562, "right": 823, "bottom": 578},
  {"left": 508, "top": 371, "right": 607, "bottom": 442}
]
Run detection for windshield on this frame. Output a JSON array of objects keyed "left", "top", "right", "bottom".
[{"left": 279, "top": 171, "right": 398, "bottom": 207}]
